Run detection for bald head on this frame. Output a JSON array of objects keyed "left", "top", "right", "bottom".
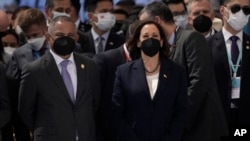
[{"left": 0, "top": 10, "right": 10, "bottom": 32}]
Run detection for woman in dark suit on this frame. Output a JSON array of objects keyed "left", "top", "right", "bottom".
[{"left": 112, "top": 20, "right": 188, "bottom": 141}]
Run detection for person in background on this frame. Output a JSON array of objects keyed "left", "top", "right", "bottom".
[
  {"left": 0, "top": 9, "right": 10, "bottom": 65},
  {"left": 163, "top": 0, "right": 189, "bottom": 29},
  {"left": 94, "top": 21, "right": 139, "bottom": 141},
  {"left": 45, "top": 0, "right": 71, "bottom": 24},
  {"left": 79, "top": 0, "right": 124, "bottom": 56},
  {"left": 207, "top": 0, "right": 250, "bottom": 139},
  {"left": 112, "top": 9, "right": 128, "bottom": 34},
  {"left": 5, "top": 8, "right": 49, "bottom": 141},
  {"left": 187, "top": 0, "right": 217, "bottom": 38},
  {"left": 139, "top": 1, "right": 228, "bottom": 141},
  {"left": 70, "top": 0, "right": 91, "bottom": 34},
  {"left": 114, "top": 0, "right": 135, "bottom": 14},
  {"left": 2, "top": 29, "right": 19, "bottom": 55},
  {"left": 1, "top": 29, "right": 19, "bottom": 63},
  {"left": 0, "top": 62, "right": 11, "bottom": 141},
  {"left": 112, "top": 20, "right": 188, "bottom": 141},
  {"left": 19, "top": 15, "right": 101, "bottom": 141},
  {"left": 11, "top": 5, "right": 30, "bottom": 46}
]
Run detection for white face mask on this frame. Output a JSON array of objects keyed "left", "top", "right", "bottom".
[
  {"left": 174, "top": 14, "right": 188, "bottom": 29},
  {"left": 15, "top": 25, "right": 23, "bottom": 34},
  {"left": 4, "top": 46, "right": 16, "bottom": 55},
  {"left": 52, "top": 11, "right": 70, "bottom": 19},
  {"left": 225, "top": 7, "right": 249, "bottom": 31},
  {"left": 27, "top": 36, "right": 46, "bottom": 51},
  {"left": 94, "top": 12, "right": 115, "bottom": 31}
]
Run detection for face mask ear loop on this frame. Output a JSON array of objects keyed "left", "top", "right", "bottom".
[{"left": 223, "top": 6, "right": 230, "bottom": 21}]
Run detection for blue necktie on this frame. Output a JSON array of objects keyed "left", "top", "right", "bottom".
[
  {"left": 60, "top": 60, "right": 75, "bottom": 103},
  {"left": 230, "top": 36, "right": 239, "bottom": 65}
]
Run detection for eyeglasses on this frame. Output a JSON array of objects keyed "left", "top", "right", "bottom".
[{"left": 229, "top": 4, "right": 250, "bottom": 15}]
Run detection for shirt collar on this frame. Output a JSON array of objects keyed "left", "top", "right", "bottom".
[
  {"left": 123, "top": 44, "right": 131, "bottom": 61},
  {"left": 50, "top": 49, "right": 75, "bottom": 66},
  {"left": 91, "top": 28, "right": 110, "bottom": 41},
  {"left": 222, "top": 27, "right": 243, "bottom": 42},
  {"left": 168, "top": 31, "right": 175, "bottom": 45}
]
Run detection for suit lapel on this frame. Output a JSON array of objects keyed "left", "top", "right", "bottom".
[
  {"left": 133, "top": 59, "right": 151, "bottom": 101},
  {"left": 43, "top": 53, "right": 74, "bottom": 105},
  {"left": 74, "top": 54, "right": 86, "bottom": 104},
  {"left": 170, "top": 27, "right": 182, "bottom": 59},
  {"left": 153, "top": 58, "right": 172, "bottom": 102},
  {"left": 214, "top": 32, "right": 231, "bottom": 78},
  {"left": 105, "top": 32, "right": 116, "bottom": 51},
  {"left": 87, "top": 31, "right": 96, "bottom": 54}
]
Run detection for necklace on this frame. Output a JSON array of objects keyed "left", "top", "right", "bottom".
[{"left": 144, "top": 60, "right": 160, "bottom": 73}]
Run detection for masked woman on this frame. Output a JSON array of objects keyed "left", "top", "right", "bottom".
[{"left": 112, "top": 20, "right": 188, "bottom": 141}]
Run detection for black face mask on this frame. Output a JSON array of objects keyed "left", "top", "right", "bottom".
[
  {"left": 193, "top": 15, "right": 212, "bottom": 33},
  {"left": 112, "top": 22, "right": 123, "bottom": 33},
  {"left": 53, "top": 36, "right": 76, "bottom": 56},
  {"left": 141, "top": 38, "right": 161, "bottom": 57}
]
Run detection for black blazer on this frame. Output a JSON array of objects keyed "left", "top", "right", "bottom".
[
  {"left": 94, "top": 46, "right": 126, "bottom": 141},
  {"left": 170, "top": 28, "right": 228, "bottom": 141},
  {"left": 18, "top": 52, "right": 101, "bottom": 141},
  {"left": 0, "top": 62, "right": 10, "bottom": 129},
  {"left": 77, "top": 30, "right": 125, "bottom": 54},
  {"left": 207, "top": 31, "right": 250, "bottom": 126},
  {"left": 112, "top": 57, "right": 188, "bottom": 141}
]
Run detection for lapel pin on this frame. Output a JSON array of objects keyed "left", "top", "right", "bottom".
[
  {"left": 81, "top": 64, "right": 85, "bottom": 69},
  {"left": 109, "top": 42, "right": 114, "bottom": 46},
  {"left": 163, "top": 74, "right": 167, "bottom": 78},
  {"left": 247, "top": 46, "right": 250, "bottom": 50}
]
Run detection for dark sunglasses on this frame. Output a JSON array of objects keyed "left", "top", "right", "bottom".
[{"left": 229, "top": 4, "right": 250, "bottom": 15}]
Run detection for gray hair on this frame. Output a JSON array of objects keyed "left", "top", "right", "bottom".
[
  {"left": 48, "top": 16, "right": 77, "bottom": 34},
  {"left": 187, "top": 0, "right": 213, "bottom": 14}
]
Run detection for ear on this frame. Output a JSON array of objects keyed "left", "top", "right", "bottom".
[
  {"left": 88, "top": 12, "right": 96, "bottom": 23},
  {"left": 154, "top": 16, "right": 161, "bottom": 24},
  {"left": 137, "top": 40, "right": 141, "bottom": 48},
  {"left": 188, "top": 16, "right": 193, "bottom": 26},
  {"left": 75, "top": 33, "right": 79, "bottom": 42},
  {"left": 160, "top": 39, "right": 163, "bottom": 48},
  {"left": 45, "top": 7, "right": 52, "bottom": 22}
]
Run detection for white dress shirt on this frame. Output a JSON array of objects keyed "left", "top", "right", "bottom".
[
  {"left": 146, "top": 73, "right": 159, "bottom": 99},
  {"left": 91, "top": 28, "right": 110, "bottom": 53}
]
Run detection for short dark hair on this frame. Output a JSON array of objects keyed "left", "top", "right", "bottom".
[
  {"left": 86, "top": 0, "right": 113, "bottom": 12},
  {"left": 162, "top": 0, "right": 187, "bottom": 11},
  {"left": 71, "top": 0, "right": 81, "bottom": 14},
  {"left": 113, "top": 9, "right": 129, "bottom": 18},
  {"left": 115, "top": 0, "right": 135, "bottom": 7},
  {"left": 128, "top": 20, "right": 170, "bottom": 60},
  {"left": 139, "top": 1, "right": 175, "bottom": 24},
  {"left": 2, "top": 29, "right": 19, "bottom": 44},
  {"left": 223, "top": 0, "right": 232, "bottom": 5}
]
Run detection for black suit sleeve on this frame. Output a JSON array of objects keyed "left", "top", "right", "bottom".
[
  {"left": 0, "top": 63, "right": 11, "bottom": 129},
  {"left": 112, "top": 66, "right": 140, "bottom": 141},
  {"left": 18, "top": 63, "right": 38, "bottom": 131},
  {"left": 184, "top": 32, "right": 214, "bottom": 129}
]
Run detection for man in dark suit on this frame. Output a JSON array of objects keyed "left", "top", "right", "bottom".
[
  {"left": 5, "top": 8, "right": 49, "bottom": 141},
  {"left": 207, "top": 0, "right": 250, "bottom": 138},
  {"left": 186, "top": 0, "right": 217, "bottom": 38},
  {"left": 94, "top": 21, "right": 139, "bottom": 141},
  {"left": 70, "top": 0, "right": 91, "bottom": 34},
  {"left": 0, "top": 62, "right": 11, "bottom": 141},
  {"left": 19, "top": 16, "right": 101, "bottom": 141},
  {"left": 77, "top": 0, "right": 125, "bottom": 56},
  {"left": 139, "top": 1, "right": 228, "bottom": 141}
]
